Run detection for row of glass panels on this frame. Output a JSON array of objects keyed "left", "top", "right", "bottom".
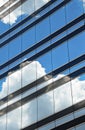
[
  {"left": 1, "top": 0, "right": 85, "bottom": 43},
  {"left": 1, "top": 31, "right": 85, "bottom": 76},
  {"left": 0, "top": 73, "right": 85, "bottom": 129},
  {"left": 0, "top": 0, "right": 85, "bottom": 71},
  {"left": 0, "top": 0, "right": 85, "bottom": 36}
]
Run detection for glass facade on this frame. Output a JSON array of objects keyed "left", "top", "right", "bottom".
[{"left": 0, "top": 0, "right": 85, "bottom": 130}]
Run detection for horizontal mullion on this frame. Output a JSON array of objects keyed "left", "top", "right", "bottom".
[
  {"left": 0, "top": 14, "right": 85, "bottom": 70},
  {"left": 0, "top": 0, "right": 71, "bottom": 47},
  {"left": 0, "top": 25, "right": 85, "bottom": 79},
  {"left": 22, "top": 100, "right": 85, "bottom": 130},
  {"left": 0, "top": 54, "right": 85, "bottom": 106},
  {"left": 0, "top": 67, "right": 85, "bottom": 116},
  {"left": 0, "top": 0, "right": 57, "bottom": 38},
  {"left": 51, "top": 115, "right": 85, "bottom": 130}
]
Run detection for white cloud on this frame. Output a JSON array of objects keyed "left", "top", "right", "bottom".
[
  {"left": 0, "top": 60, "right": 85, "bottom": 129},
  {"left": 1, "top": 0, "right": 49, "bottom": 25},
  {"left": 0, "top": 61, "right": 46, "bottom": 98}
]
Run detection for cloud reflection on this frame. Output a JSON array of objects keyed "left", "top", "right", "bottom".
[
  {"left": 0, "top": 61, "right": 85, "bottom": 129},
  {"left": 1, "top": 0, "right": 49, "bottom": 25}
]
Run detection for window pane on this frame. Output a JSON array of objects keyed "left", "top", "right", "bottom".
[
  {"left": 72, "top": 74, "right": 85, "bottom": 104},
  {"left": 0, "top": 45, "right": 8, "bottom": 65},
  {"left": 22, "top": 99, "right": 37, "bottom": 128},
  {"left": 50, "top": 7, "right": 66, "bottom": 33},
  {"left": 8, "top": 36, "right": 21, "bottom": 60},
  {"left": 56, "top": 113, "right": 74, "bottom": 127},
  {"left": 0, "top": 76, "right": 8, "bottom": 99},
  {"left": 0, "top": 115, "right": 6, "bottom": 130},
  {"left": 68, "top": 32, "right": 85, "bottom": 61},
  {"left": 37, "top": 51, "right": 52, "bottom": 74},
  {"left": 54, "top": 82, "right": 72, "bottom": 113},
  {"left": 74, "top": 108, "right": 85, "bottom": 118},
  {"left": 7, "top": 107, "right": 21, "bottom": 130},
  {"left": 36, "top": 17, "right": 50, "bottom": 42},
  {"left": 38, "top": 91, "right": 54, "bottom": 120},
  {"left": 22, "top": 61, "right": 37, "bottom": 87},
  {"left": 52, "top": 42, "right": 68, "bottom": 70},
  {"left": 66, "top": 0, "right": 83, "bottom": 23},
  {"left": 22, "top": 27, "right": 35, "bottom": 51},
  {"left": 35, "top": 0, "right": 49, "bottom": 10},
  {"left": 8, "top": 68, "right": 21, "bottom": 94},
  {"left": 76, "top": 124, "right": 85, "bottom": 130}
]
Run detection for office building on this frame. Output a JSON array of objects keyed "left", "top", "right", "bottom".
[{"left": 0, "top": 0, "right": 85, "bottom": 130}]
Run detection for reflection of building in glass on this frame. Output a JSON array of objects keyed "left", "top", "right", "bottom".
[{"left": 0, "top": 0, "right": 85, "bottom": 130}]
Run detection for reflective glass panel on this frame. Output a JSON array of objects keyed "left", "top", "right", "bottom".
[
  {"left": 22, "top": 99, "right": 37, "bottom": 128},
  {"left": 66, "top": 0, "right": 83, "bottom": 23}
]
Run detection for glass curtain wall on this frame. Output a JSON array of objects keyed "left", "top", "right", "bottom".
[{"left": 0, "top": 0, "right": 85, "bottom": 130}]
